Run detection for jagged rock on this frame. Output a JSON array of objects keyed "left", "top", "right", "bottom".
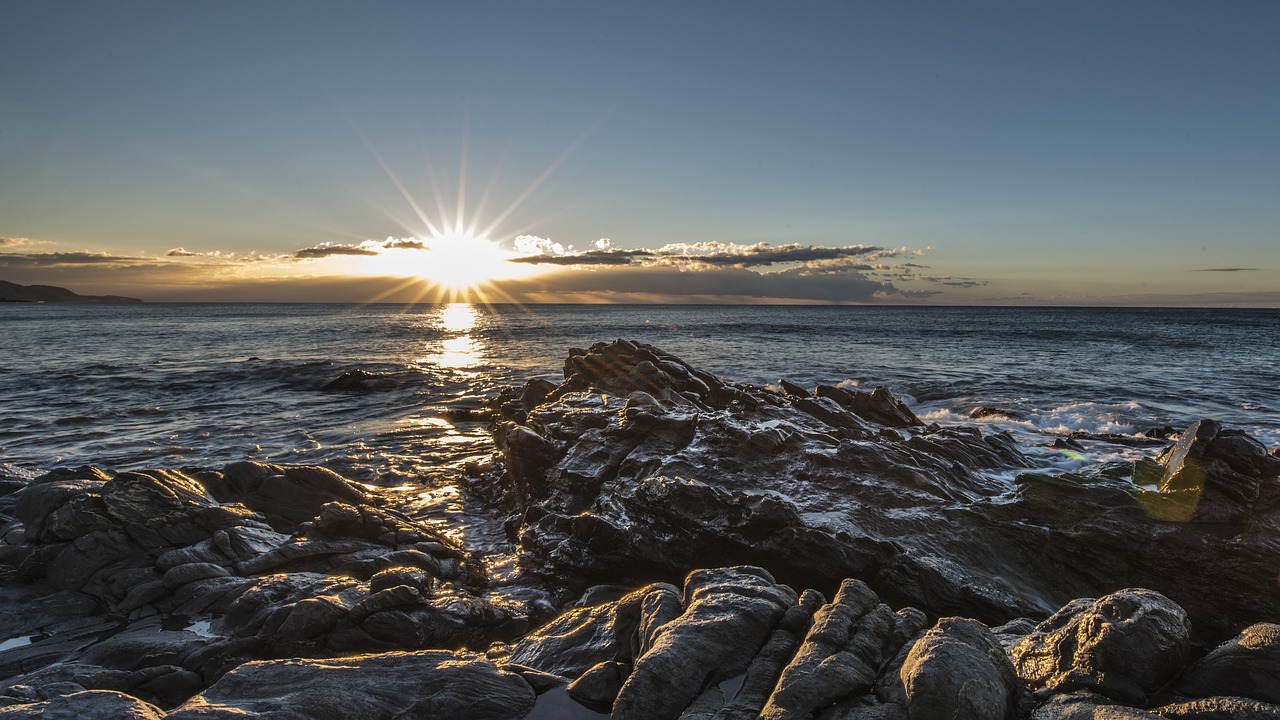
[
  {"left": 161, "top": 562, "right": 231, "bottom": 591},
  {"left": 78, "top": 625, "right": 208, "bottom": 672},
  {"left": 369, "top": 567, "right": 433, "bottom": 594},
  {"left": 1012, "top": 589, "right": 1191, "bottom": 704},
  {"left": 971, "top": 406, "right": 1021, "bottom": 420},
  {"left": 0, "top": 689, "right": 164, "bottom": 719},
  {"left": 274, "top": 596, "right": 348, "bottom": 644},
  {"left": 222, "top": 572, "right": 359, "bottom": 638},
  {"left": 1152, "top": 696, "right": 1280, "bottom": 719},
  {"left": 203, "top": 462, "right": 369, "bottom": 531},
  {"left": 900, "top": 617, "right": 1019, "bottom": 720},
  {"left": 1177, "top": 623, "right": 1280, "bottom": 704},
  {"left": 100, "top": 469, "right": 214, "bottom": 525},
  {"left": 1151, "top": 419, "right": 1280, "bottom": 523},
  {"left": 484, "top": 341, "right": 1280, "bottom": 642},
  {"left": 778, "top": 379, "right": 810, "bottom": 397},
  {"left": 716, "top": 589, "right": 826, "bottom": 720},
  {"left": 566, "top": 660, "right": 629, "bottom": 707},
  {"left": 1028, "top": 691, "right": 1123, "bottom": 719},
  {"left": 612, "top": 566, "right": 798, "bottom": 720},
  {"left": 166, "top": 650, "right": 535, "bottom": 720},
  {"left": 814, "top": 384, "right": 924, "bottom": 428},
  {"left": 509, "top": 582, "right": 681, "bottom": 678},
  {"left": 232, "top": 538, "right": 381, "bottom": 576},
  {"left": 14, "top": 476, "right": 110, "bottom": 543},
  {"left": 349, "top": 585, "right": 423, "bottom": 624},
  {"left": 497, "top": 424, "right": 561, "bottom": 506},
  {"left": 992, "top": 617, "right": 1039, "bottom": 651},
  {"left": 761, "top": 579, "right": 891, "bottom": 719}
]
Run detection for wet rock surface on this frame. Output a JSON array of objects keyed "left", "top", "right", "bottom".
[
  {"left": 1, "top": 339, "right": 1278, "bottom": 717},
  {"left": 1011, "top": 589, "right": 1191, "bottom": 705},
  {"left": 484, "top": 340, "right": 1280, "bottom": 641},
  {"left": 0, "top": 460, "right": 533, "bottom": 715},
  {"left": 166, "top": 650, "right": 535, "bottom": 720}
]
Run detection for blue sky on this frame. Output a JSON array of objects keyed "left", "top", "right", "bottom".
[{"left": 2, "top": 1, "right": 1277, "bottom": 304}]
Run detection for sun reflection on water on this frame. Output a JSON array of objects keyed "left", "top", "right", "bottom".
[
  {"left": 440, "top": 303, "right": 478, "bottom": 332},
  {"left": 423, "top": 303, "right": 484, "bottom": 371}
]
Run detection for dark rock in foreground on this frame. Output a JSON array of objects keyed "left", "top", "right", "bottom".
[
  {"left": 2, "top": 339, "right": 1279, "bottom": 717},
  {"left": 166, "top": 650, "right": 534, "bottom": 720},
  {"left": 482, "top": 339, "right": 1280, "bottom": 642},
  {"left": 0, "top": 460, "right": 530, "bottom": 712},
  {"left": 501, "top": 567, "right": 1280, "bottom": 720}
]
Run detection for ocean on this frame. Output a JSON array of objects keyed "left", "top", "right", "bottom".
[{"left": 2, "top": 303, "right": 1277, "bottom": 487}]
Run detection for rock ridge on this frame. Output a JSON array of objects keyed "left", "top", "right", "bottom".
[{"left": 1, "top": 339, "right": 1278, "bottom": 717}]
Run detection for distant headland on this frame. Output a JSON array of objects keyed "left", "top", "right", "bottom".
[{"left": 0, "top": 279, "right": 142, "bottom": 303}]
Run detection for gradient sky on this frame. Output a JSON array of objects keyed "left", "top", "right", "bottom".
[{"left": 2, "top": 1, "right": 1277, "bottom": 304}]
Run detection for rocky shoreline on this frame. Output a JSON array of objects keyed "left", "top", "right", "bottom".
[{"left": 1, "top": 340, "right": 1278, "bottom": 718}]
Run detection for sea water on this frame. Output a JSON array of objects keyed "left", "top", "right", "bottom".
[{"left": 1, "top": 304, "right": 1277, "bottom": 484}]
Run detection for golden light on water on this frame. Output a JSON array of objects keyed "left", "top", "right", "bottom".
[
  {"left": 440, "top": 302, "right": 478, "bottom": 332},
  {"left": 422, "top": 303, "right": 484, "bottom": 370},
  {"left": 436, "top": 336, "right": 480, "bottom": 368}
]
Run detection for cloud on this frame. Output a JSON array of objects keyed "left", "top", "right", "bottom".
[
  {"left": 508, "top": 248, "right": 653, "bottom": 266},
  {"left": 655, "top": 242, "right": 887, "bottom": 268},
  {"left": 1192, "top": 267, "right": 1258, "bottom": 272},
  {"left": 294, "top": 244, "right": 380, "bottom": 259},
  {"left": 510, "top": 240, "right": 897, "bottom": 272},
  {"left": 382, "top": 239, "right": 426, "bottom": 250},
  {"left": 0, "top": 236, "right": 966, "bottom": 304},
  {"left": 911, "top": 275, "right": 990, "bottom": 288},
  {"left": 293, "top": 237, "right": 430, "bottom": 259},
  {"left": 493, "top": 264, "right": 904, "bottom": 303},
  {"left": 513, "top": 235, "right": 569, "bottom": 256},
  {"left": 0, "top": 237, "right": 23, "bottom": 247},
  {"left": 167, "top": 247, "right": 290, "bottom": 263},
  {"left": 0, "top": 251, "right": 158, "bottom": 266}
]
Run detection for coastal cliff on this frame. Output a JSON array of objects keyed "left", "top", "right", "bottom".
[
  {"left": 0, "top": 340, "right": 1278, "bottom": 718},
  {"left": 0, "top": 280, "right": 142, "bottom": 303}
]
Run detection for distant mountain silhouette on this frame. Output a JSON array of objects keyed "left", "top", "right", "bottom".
[{"left": 0, "top": 280, "right": 142, "bottom": 303}]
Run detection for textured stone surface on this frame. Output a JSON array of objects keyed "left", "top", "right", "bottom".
[
  {"left": 485, "top": 340, "right": 1280, "bottom": 641},
  {"left": 0, "top": 689, "right": 164, "bottom": 719},
  {"left": 611, "top": 567, "right": 797, "bottom": 720},
  {"left": 166, "top": 650, "right": 534, "bottom": 720},
  {"left": 1176, "top": 623, "right": 1280, "bottom": 705},
  {"left": 900, "top": 617, "right": 1019, "bottom": 720},
  {"left": 761, "top": 580, "right": 891, "bottom": 719},
  {"left": 1012, "top": 589, "right": 1190, "bottom": 704}
]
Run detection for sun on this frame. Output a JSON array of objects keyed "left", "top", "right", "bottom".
[
  {"left": 415, "top": 232, "right": 524, "bottom": 289},
  {"left": 353, "top": 231, "right": 537, "bottom": 294}
]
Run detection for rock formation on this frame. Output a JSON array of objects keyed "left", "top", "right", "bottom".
[
  {"left": 483, "top": 340, "right": 1280, "bottom": 642},
  {"left": 1, "top": 339, "right": 1278, "bottom": 717}
]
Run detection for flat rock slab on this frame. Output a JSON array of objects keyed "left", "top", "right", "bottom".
[{"left": 166, "top": 650, "right": 534, "bottom": 720}]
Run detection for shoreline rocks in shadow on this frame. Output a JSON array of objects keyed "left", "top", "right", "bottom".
[
  {"left": 1, "top": 339, "right": 1277, "bottom": 717},
  {"left": 0, "top": 460, "right": 531, "bottom": 713},
  {"left": 481, "top": 339, "right": 1280, "bottom": 644},
  {"left": 502, "top": 567, "right": 1280, "bottom": 720}
]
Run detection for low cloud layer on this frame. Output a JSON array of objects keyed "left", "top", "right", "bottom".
[
  {"left": 508, "top": 238, "right": 920, "bottom": 271},
  {"left": 1, "top": 235, "right": 965, "bottom": 303},
  {"left": 295, "top": 245, "right": 380, "bottom": 259}
]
